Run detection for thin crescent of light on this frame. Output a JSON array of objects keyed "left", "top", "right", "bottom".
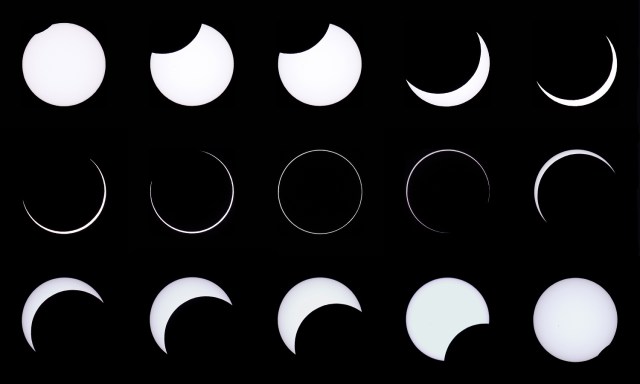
[
  {"left": 277, "top": 149, "right": 363, "bottom": 235},
  {"left": 23, "top": 159, "right": 107, "bottom": 235},
  {"left": 406, "top": 149, "right": 490, "bottom": 234},
  {"left": 537, "top": 36, "right": 617, "bottom": 107},
  {"left": 22, "top": 277, "right": 103, "bottom": 351},
  {"left": 277, "top": 277, "right": 362, "bottom": 354},
  {"left": 534, "top": 149, "right": 615, "bottom": 222},
  {"left": 406, "top": 32, "right": 490, "bottom": 107},
  {"left": 149, "top": 277, "right": 232, "bottom": 354},
  {"left": 149, "top": 151, "right": 234, "bottom": 234}
]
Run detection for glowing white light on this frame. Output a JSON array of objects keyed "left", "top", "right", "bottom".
[
  {"left": 23, "top": 159, "right": 107, "bottom": 235},
  {"left": 150, "top": 24, "right": 234, "bottom": 106},
  {"left": 538, "top": 36, "right": 616, "bottom": 107},
  {"left": 406, "top": 33, "right": 490, "bottom": 107},
  {"left": 534, "top": 277, "right": 617, "bottom": 362},
  {"left": 277, "top": 149, "right": 363, "bottom": 235},
  {"left": 149, "top": 277, "right": 231, "bottom": 354},
  {"left": 22, "top": 23, "right": 106, "bottom": 106},
  {"left": 278, "top": 277, "right": 361, "bottom": 354},
  {"left": 406, "top": 149, "right": 490, "bottom": 233},
  {"left": 149, "top": 151, "right": 234, "bottom": 234},
  {"left": 278, "top": 24, "right": 362, "bottom": 106},
  {"left": 22, "top": 277, "right": 103, "bottom": 351},
  {"left": 534, "top": 149, "right": 614, "bottom": 222},
  {"left": 406, "top": 277, "right": 489, "bottom": 361}
]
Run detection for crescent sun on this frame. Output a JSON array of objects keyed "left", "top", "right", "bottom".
[
  {"left": 406, "top": 32, "right": 490, "bottom": 107},
  {"left": 149, "top": 277, "right": 232, "bottom": 354},
  {"left": 534, "top": 149, "right": 615, "bottom": 222},
  {"left": 537, "top": 36, "right": 617, "bottom": 107},
  {"left": 277, "top": 277, "right": 362, "bottom": 354},
  {"left": 22, "top": 277, "right": 103, "bottom": 351}
]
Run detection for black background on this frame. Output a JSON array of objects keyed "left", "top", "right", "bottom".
[{"left": 2, "top": 1, "right": 637, "bottom": 381}]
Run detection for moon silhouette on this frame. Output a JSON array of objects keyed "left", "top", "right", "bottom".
[
  {"left": 149, "top": 277, "right": 231, "bottom": 354},
  {"left": 22, "top": 277, "right": 103, "bottom": 351},
  {"left": 278, "top": 277, "right": 362, "bottom": 354},
  {"left": 150, "top": 24, "right": 234, "bottom": 106},
  {"left": 278, "top": 24, "right": 362, "bottom": 106},
  {"left": 537, "top": 36, "right": 617, "bottom": 107},
  {"left": 277, "top": 149, "right": 363, "bottom": 235},
  {"left": 406, "top": 277, "right": 489, "bottom": 361},
  {"left": 406, "top": 32, "right": 490, "bottom": 107},
  {"left": 149, "top": 151, "right": 234, "bottom": 234},
  {"left": 23, "top": 159, "right": 107, "bottom": 235},
  {"left": 406, "top": 149, "right": 490, "bottom": 233},
  {"left": 22, "top": 23, "right": 106, "bottom": 107},
  {"left": 534, "top": 149, "right": 615, "bottom": 222},
  {"left": 534, "top": 278, "right": 617, "bottom": 362}
]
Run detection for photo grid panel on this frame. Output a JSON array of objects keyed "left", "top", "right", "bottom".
[{"left": 3, "top": 1, "right": 638, "bottom": 381}]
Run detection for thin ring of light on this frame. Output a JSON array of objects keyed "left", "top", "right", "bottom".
[
  {"left": 277, "top": 149, "right": 363, "bottom": 235},
  {"left": 406, "top": 149, "right": 490, "bottom": 233},
  {"left": 150, "top": 151, "right": 234, "bottom": 234},
  {"left": 23, "top": 158, "right": 107, "bottom": 235}
]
